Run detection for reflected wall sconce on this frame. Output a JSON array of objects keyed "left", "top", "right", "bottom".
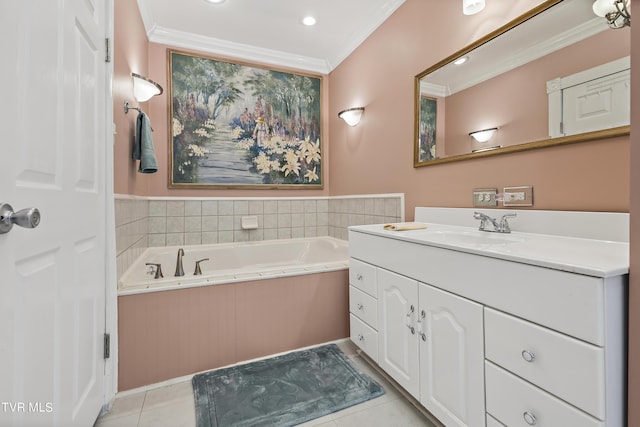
[
  {"left": 593, "top": 0, "right": 630, "bottom": 29},
  {"left": 132, "top": 73, "right": 163, "bottom": 102},
  {"left": 469, "top": 127, "right": 498, "bottom": 143},
  {"left": 338, "top": 107, "right": 365, "bottom": 126},
  {"left": 463, "top": 0, "right": 486, "bottom": 15}
]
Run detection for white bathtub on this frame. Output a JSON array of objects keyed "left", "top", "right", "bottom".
[{"left": 118, "top": 236, "right": 349, "bottom": 295}]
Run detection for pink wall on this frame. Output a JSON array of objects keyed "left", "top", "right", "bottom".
[
  {"left": 113, "top": 0, "right": 152, "bottom": 195},
  {"left": 328, "top": 0, "right": 630, "bottom": 219}
]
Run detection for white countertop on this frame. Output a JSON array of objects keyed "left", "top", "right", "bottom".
[{"left": 349, "top": 223, "right": 629, "bottom": 278}]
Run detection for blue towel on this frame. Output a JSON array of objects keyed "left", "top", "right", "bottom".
[{"left": 132, "top": 111, "right": 158, "bottom": 173}]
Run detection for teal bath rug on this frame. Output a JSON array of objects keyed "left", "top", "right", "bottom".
[{"left": 192, "top": 343, "right": 385, "bottom": 427}]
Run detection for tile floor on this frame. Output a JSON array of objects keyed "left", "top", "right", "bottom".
[{"left": 94, "top": 341, "right": 439, "bottom": 427}]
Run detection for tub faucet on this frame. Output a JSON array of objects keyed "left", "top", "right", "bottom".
[
  {"left": 145, "top": 263, "right": 163, "bottom": 279},
  {"left": 175, "top": 248, "right": 185, "bottom": 277}
]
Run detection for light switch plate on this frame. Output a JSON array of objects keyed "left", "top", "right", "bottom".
[
  {"left": 473, "top": 188, "right": 498, "bottom": 207},
  {"left": 503, "top": 186, "right": 533, "bottom": 207}
]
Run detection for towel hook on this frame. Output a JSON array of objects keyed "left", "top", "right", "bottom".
[{"left": 124, "top": 101, "right": 142, "bottom": 114}]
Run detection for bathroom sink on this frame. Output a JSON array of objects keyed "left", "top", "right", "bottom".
[{"left": 425, "top": 229, "right": 527, "bottom": 246}]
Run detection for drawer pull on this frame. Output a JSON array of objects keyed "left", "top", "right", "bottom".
[
  {"left": 521, "top": 350, "right": 536, "bottom": 363},
  {"left": 357, "top": 303, "right": 364, "bottom": 311},
  {"left": 357, "top": 273, "right": 363, "bottom": 281},
  {"left": 523, "top": 411, "right": 537, "bottom": 425},
  {"left": 357, "top": 334, "right": 364, "bottom": 342}
]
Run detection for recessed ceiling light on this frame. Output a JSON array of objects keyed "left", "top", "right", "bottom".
[
  {"left": 302, "top": 16, "right": 316, "bottom": 26},
  {"left": 204, "top": 0, "right": 226, "bottom": 4},
  {"left": 454, "top": 56, "right": 468, "bottom": 65}
]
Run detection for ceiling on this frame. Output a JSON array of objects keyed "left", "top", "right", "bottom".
[{"left": 136, "top": 0, "right": 406, "bottom": 74}]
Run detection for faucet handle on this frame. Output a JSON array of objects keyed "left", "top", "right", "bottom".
[
  {"left": 194, "top": 258, "right": 210, "bottom": 275},
  {"left": 145, "top": 263, "right": 163, "bottom": 279},
  {"left": 499, "top": 212, "right": 517, "bottom": 232}
]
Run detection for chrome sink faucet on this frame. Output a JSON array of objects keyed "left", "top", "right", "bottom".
[
  {"left": 175, "top": 248, "right": 185, "bottom": 277},
  {"left": 473, "top": 212, "right": 516, "bottom": 233}
]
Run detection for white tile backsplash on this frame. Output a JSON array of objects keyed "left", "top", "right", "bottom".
[{"left": 115, "top": 194, "right": 403, "bottom": 280}]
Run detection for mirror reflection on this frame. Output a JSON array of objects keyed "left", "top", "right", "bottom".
[{"left": 414, "top": 0, "right": 630, "bottom": 166}]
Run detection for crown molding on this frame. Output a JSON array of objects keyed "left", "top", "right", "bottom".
[
  {"left": 327, "top": 0, "right": 406, "bottom": 70},
  {"left": 147, "top": 25, "right": 331, "bottom": 74},
  {"left": 448, "top": 17, "right": 609, "bottom": 95},
  {"left": 137, "top": 0, "right": 405, "bottom": 74}
]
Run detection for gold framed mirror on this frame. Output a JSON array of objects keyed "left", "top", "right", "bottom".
[{"left": 414, "top": 0, "right": 630, "bottom": 167}]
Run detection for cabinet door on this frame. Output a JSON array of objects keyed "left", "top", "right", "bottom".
[
  {"left": 377, "top": 268, "right": 420, "bottom": 398},
  {"left": 419, "top": 283, "right": 485, "bottom": 427}
]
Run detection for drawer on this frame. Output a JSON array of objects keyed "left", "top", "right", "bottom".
[
  {"left": 485, "top": 361, "right": 603, "bottom": 427},
  {"left": 350, "top": 314, "right": 378, "bottom": 362},
  {"left": 485, "top": 308, "right": 605, "bottom": 419},
  {"left": 349, "top": 286, "right": 378, "bottom": 329},
  {"left": 349, "top": 258, "right": 377, "bottom": 297}
]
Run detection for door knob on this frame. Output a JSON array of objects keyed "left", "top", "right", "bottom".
[{"left": 0, "top": 203, "right": 41, "bottom": 234}]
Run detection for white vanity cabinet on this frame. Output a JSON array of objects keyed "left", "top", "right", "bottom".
[{"left": 349, "top": 223, "right": 627, "bottom": 427}]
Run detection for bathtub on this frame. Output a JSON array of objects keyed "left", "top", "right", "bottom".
[
  {"left": 117, "top": 236, "right": 350, "bottom": 390},
  {"left": 118, "top": 236, "right": 349, "bottom": 295}
]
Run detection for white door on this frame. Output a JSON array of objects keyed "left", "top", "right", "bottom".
[
  {"left": 377, "top": 268, "right": 420, "bottom": 398},
  {"left": 419, "top": 283, "right": 485, "bottom": 427},
  {"left": 562, "top": 69, "right": 630, "bottom": 136},
  {"left": 0, "top": 1, "right": 109, "bottom": 426}
]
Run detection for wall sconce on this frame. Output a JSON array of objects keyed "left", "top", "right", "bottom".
[
  {"left": 469, "top": 127, "right": 498, "bottom": 143},
  {"left": 338, "top": 107, "right": 365, "bottom": 126},
  {"left": 463, "top": 0, "right": 486, "bottom": 15},
  {"left": 132, "top": 73, "right": 163, "bottom": 102},
  {"left": 593, "top": 0, "right": 630, "bottom": 29}
]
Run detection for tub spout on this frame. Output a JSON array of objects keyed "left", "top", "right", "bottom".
[{"left": 175, "top": 248, "right": 185, "bottom": 277}]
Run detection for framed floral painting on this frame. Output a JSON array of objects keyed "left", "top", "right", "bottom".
[
  {"left": 168, "top": 49, "right": 323, "bottom": 188},
  {"left": 416, "top": 95, "right": 437, "bottom": 164}
]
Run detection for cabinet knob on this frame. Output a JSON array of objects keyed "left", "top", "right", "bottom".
[
  {"left": 521, "top": 350, "right": 536, "bottom": 363},
  {"left": 357, "top": 273, "right": 363, "bottom": 281},
  {"left": 357, "top": 334, "right": 364, "bottom": 342},
  {"left": 357, "top": 303, "right": 364, "bottom": 310},
  {"left": 523, "top": 411, "right": 537, "bottom": 425}
]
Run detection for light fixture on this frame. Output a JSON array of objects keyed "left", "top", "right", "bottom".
[
  {"left": 204, "top": 0, "right": 226, "bottom": 4},
  {"left": 338, "top": 107, "right": 365, "bottom": 126},
  {"left": 454, "top": 56, "right": 469, "bottom": 66},
  {"left": 132, "top": 73, "right": 163, "bottom": 102},
  {"left": 469, "top": 127, "right": 498, "bottom": 143},
  {"left": 463, "top": 0, "right": 486, "bottom": 15},
  {"left": 302, "top": 16, "right": 316, "bottom": 26},
  {"left": 472, "top": 145, "right": 501, "bottom": 153},
  {"left": 593, "top": 0, "right": 630, "bottom": 29}
]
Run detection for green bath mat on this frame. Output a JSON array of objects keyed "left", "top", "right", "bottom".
[{"left": 192, "top": 343, "right": 385, "bottom": 427}]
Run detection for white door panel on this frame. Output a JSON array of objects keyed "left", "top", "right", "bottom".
[
  {"left": 0, "top": 0, "right": 109, "bottom": 426},
  {"left": 419, "top": 283, "right": 485, "bottom": 427},
  {"left": 377, "top": 268, "right": 420, "bottom": 398}
]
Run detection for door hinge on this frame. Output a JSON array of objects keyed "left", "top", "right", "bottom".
[
  {"left": 103, "top": 333, "right": 111, "bottom": 359},
  {"left": 105, "top": 38, "right": 111, "bottom": 63}
]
